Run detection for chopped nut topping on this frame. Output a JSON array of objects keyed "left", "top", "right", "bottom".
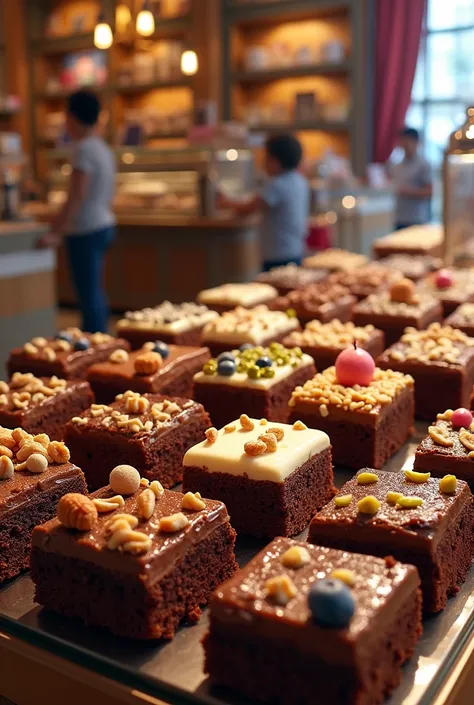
[
  {"left": 224, "top": 423, "right": 236, "bottom": 433},
  {"left": 31, "top": 337, "right": 48, "bottom": 348},
  {"left": 134, "top": 351, "right": 162, "bottom": 376},
  {"left": 205, "top": 427, "right": 218, "bottom": 444},
  {"left": 244, "top": 439, "right": 267, "bottom": 456},
  {"left": 357, "top": 472, "right": 378, "bottom": 485},
  {"left": 57, "top": 494, "right": 98, "bottom": 531},
  {"left": 90, "top": 404, "right": 112, "bottom": 418},
  {"left": 240, "top": 414, "right": 255, "bottom": 431},
  {"left": 258, "top": 432, "right": 278, "bottom": 453},
  {"left": 396, "top": 495, "right": 424, "bottom": 509},
  {"left": 72, "top": 416, "right": 88, "bottom": 427},
  {"left": 386, "top": 491, "right": 404, "bottom": 505},
  {"left": 105, "top": 513, "right": 138, "bottom": 534},
  {"left": 0, "top": 445, "right": 13, "bottom": 458},
  {"left": 260, "top": 418, "right": 268, "bottom": 425},
  {"left": 24, "top": 342, "right": 38, "bottom": 355},
  {"left": 386, "top": 323, "right": 474, "bottom": 364},
  {"left": 109, "top": 349, "right": 129, "bottom": 364},
  {"left": 268, "top": 426, "right": 284, "bottom": 441},
  {"left": 459, "top": 429, "right": 474, "bottom": 451},
  {"left": 281, "top": 545, "right": 310, "bottom": 569},
  {"left": 439, "top": 475, "right": 457, "bottom": 494},
  {"left": 357, "top": 495, "right": 380, "bottom": 514},
  {"left": 181, "top": 491, "right": 206, "bottom": 512},
  {"left": 0, "top": 429, "right": 15, "bottom": 449},
  {"left": 92, "top": 496, "right": 125, "bottom": 513},
  {"left": 137, "top": 488, "right": 156, "bottom": 520},
  {"left": 292, "top": 420, "right": 307, "bottom": 431},
  {"left": 43, "top": 347, "right": 56, "bottom": 362},
  {"left": 428, "top": 425, "right": 454, "bottom": 447},
  {"left": 149, "top": 480, "right": 164, "bottom": 498},
  {"left": 265, "top": 574, "right": 297, "bottom": 605},
  {"left": 334, "top": 494, "right": 352, "bottom": 508},
  {"left": 331, "top": 568, "right": 356, "bottom": 587},
  {"left": 17, "top": 441, "right": 49, "bottom": 462},
  {"left": 125, "top": 395, "right": 150, "bottom": 414},
  {"left": 0, "top": 456, "right": 14, "bottom": 480},
  {"left": 107, "top": 526, "right": 152, "bottom": 555},
  {"left": 285, "top": 319, "right": 377, "bottom": 349},
  {"left": 48, "top": 441, "right": 71, "bottom": 464},
  {"left": 404, "top": 469, "right": 431, "bottom": 483},
  {"left": 159, "top": 512, "right": 190, "bottom": 533},
  {"left": 437, "top": 409, "right": 454, "bottom": 421}
]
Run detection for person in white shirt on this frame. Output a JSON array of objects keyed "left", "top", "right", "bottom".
[{"left": 391, "top": 127, "right": 433, "bottom": 230}]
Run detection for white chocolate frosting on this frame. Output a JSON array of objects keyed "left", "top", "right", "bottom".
[
  {"left": 183, "top": 418, "right": 330, "bottom": 483},
  {"left": 303, "top": 249, "right": 368, "bottom": 272},
  {"left": 197, "top": 283, "right": 277, "bottom": 307},
  {"left": 116, "top": 301, "right": 218, "bottom": 334},
  {"left": 202, "top": 306, "right": 298, "bottom": 345},
  {"left": 194, "top": 353, "right": 314, "bottom": 390}
]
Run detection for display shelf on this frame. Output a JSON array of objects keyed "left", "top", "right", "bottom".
[
  {"left": 226, "top": 0, "right": 351, "bottom": 25},
  {"left": 35, "top": 85, "right": 109, "bottom": 101},
  {"left": 113, "top": 77, "right": 192, "bottom": 94},
  {"left": 232, "top": 60, "right": 350, "bottom": 83},
  {"left": 31, "top": 32, "right": 96, "bottom": 56},
  {"left": 248, "top": 119, "right": 350, "bottom": 133}
]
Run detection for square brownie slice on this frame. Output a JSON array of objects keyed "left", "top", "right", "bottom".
[
  {"left": 303, "top": 248, "right": 368, "bottom": 272},
  {"left": 418, "top": 268, "right": 474, "bottom": 316},
  {"left": 377, "top": 323, "right": 474, "bottom": 420},
  {"left": 373, "top": 224, "right": 443, "bottom": 259},
  {"left": 7, "top": 328, "right": 130, "bottom": 380},
  {"left": 204, "top": 537, "right": 422, "bottom": 705},
  {"left": 288, "top": 366, "right": 414, "bottom": 469},
  {"left": 328, "top": 263, "right": 401, "bottom": 301},
  {"left": 255, "top": 263, "right": 328, "bottom": 296},
  {"left": 86, "top": 342, "right": 210, "bottom": 404},
  {"left": 0, "top": 373, "right": 94, "bottom": 441},
  {"left": 183, "top": 416, "right": 335, "bottom": 538},
  {"left": 116, "top": 301, "right": 219, "bottom": 350},
  {"left": 31, "top": 477, "right": 237, "bottom": 639},
  {"left": 379, "top": 254, "right": 442, "bottom": 282},
  {"left": 269, "top": 281, "right": 356, "bottom": 325},
  {"left": 0, "top": 427, "right": 87, "bottom": 583},
  {"left": 308, "top": 468, "right": 474, "bottom": 613},
  {"left": 64, "top": 391, "right": 211, "bottom": 490},
  {"left": 445, "top": 302, "right": 474, "bottom": 338},
  {"left": 201, "top": 305, "right": 299, "bottom": 357},
  {"left": 193, "top": 343, "right": 316, "bottom": 428},
  {"left": 283, "top": 320, "right": 385, "bottom": 372},
  {"left": 197, "top": 282, "right": 278, "bottom": 313}
]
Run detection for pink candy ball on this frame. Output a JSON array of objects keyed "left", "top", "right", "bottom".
[
  {"left": 435, "top": 269, "right": 454, "bottom": 289},
  {"left": 451, "top": 408, "right": 473, "bottom": 429},
  {"left": 335, "top": 346, "right": 375, "bottom": 387}
]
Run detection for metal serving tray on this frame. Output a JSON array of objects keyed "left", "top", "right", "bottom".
[{"left": 1, "top": 425, "right": 474, "bottom": 705}]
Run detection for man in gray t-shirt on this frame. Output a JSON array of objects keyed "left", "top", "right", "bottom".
[{"left": 391, "top": 127, "right": 433, "bottom": 229}]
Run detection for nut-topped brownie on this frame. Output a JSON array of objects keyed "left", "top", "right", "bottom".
[
  {"left": 414, "top": 407, "right": 474, "bottom": 491},
  {"left": 353, "top": 278, "right": 443, "bottom": 347},
  {"left": 445, "top": 302, "right": 474, "bottom": 338},
  {"left": 309, "top": 468, "right": 474, "bottom": 613},
  {"left": 86, "top": 341, "right": 210, "bottom": 404},
  {"left": 65, "top": 391, "right": 211, "bottom": 490},
  {"left": 255, "top": 263, "right": 328, "bottom": 296},
  {"left": 31, "top": 466, "right": 237, "bottom": 639},
  {"left": 378, "top": 254, "right": 442, "bottom": 282},
  {"left": 197, "top": 282, "right": 277, "bottom": 313},
  {"left": 328, "top": 263, "right": 401, "bottom": 301},
  {"left": 288, "top": 354, "right": 414, "bottom": 469},
  {"left": 183, "top": 416, "right": 334, "bottom": 538},
  {"left": 0, "top": 427, "right": 87, "bottom": 583},
  {"left": 377, "top": 323, "right": 474, "bottom": 420},
  {"left": 116, "top": 301, "right": 218, "bottom": 349},
  {"left": 270, "top": 281, "right": 356, "bottom": 325},
  {"left": 283, "top": 320, "right": 385, "bottom": 371},
  {"left": 201, "top": 305, "right": 299, "bottom": 357},
  {"left": 418, "top": 268, "right": 474, "bottom": 316},
  {"left": 205, "top": 537, "right": 422, "bottom": 705},
  {"left": 373, "top": 224, "right": 443, "bottom": 259},
  {"left": 303, "top": 248, "right": 368, "bottom": 272},
  {"left": 193, "top": 343, "right": 315, "bottom": 427},
  {"left": 0, "top": 373, "right": 93, "bottom": 441},
  {"left": 7, "top": 328, "right": 130, "bottom": 380}
]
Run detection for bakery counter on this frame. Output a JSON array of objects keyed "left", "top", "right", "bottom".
[{"left": 0, "top": 219, "right": 55, "bottom": 375}]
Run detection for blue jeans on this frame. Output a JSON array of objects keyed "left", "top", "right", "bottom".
[{"left": 66, "top": 226, "right": 115, "bottom": 333}]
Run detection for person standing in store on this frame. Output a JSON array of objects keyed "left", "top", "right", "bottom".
[
  {"left": 391, "top": 127, "right": 433, "bottom": 230},
  {"left": 38, "top": 90, "right": 116, "bottom": 333}
]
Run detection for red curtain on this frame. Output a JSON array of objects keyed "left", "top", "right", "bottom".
[{"left": 373, "top": 0, "right": 427, "bottom": 163}]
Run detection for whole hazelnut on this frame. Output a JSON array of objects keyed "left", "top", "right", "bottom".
[
  {"left": 389, "top": 278, "right": 416, "bottom": 304},
  {"left": 134, "top": 352, "right": 162, "bottom": 376},
  {"left": 109, "top": 464, "right": 141, "bottom": 495}
]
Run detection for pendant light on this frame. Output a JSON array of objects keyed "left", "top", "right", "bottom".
[
  {"left": 181, "top": 49, "right": 198, "bottom": 76},
  {"left": 94, "top": 10, "right": 113, "bottom": 50},
  {"left": 136, "top": 0, "right": 155, "bottom": 37}
]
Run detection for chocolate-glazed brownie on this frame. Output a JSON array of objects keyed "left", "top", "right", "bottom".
[
  {"left": 0, "top": 373, "right": 94, "bottom": 441},
  {"left": 255, "top": 263, "right": 328, "bottom": 296},
  {"left": 309, "top": 468, "right": 474, "bottom": 613},
  {"left": 269, "top": 281, "right": 356, "bottom": 325},
  {"left": 328, "top": 263, "right": 401, "bottom": 301},
  {"left": 445, "top": 302, "right": 474, "bottom": 338},
  {"left": 205, "top": 537, "right": 422, "bottom": 705}
]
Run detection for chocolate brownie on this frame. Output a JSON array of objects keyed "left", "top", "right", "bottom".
[
  {"left": 86, "top": 342, "right": 210, "bottom": 404},
  {"left": 201, "top": 305, "right": 300, "bottom": 357},
  {"left": 445, "top": 302, "right": 474, "bottom": 338},
  {"left": 309, "top": 468, "right": 474, "bottom": 613},
  {"left": 255, "top": 263, "right": 328, "bottom": 296},
  {"left": 205, "top": 537, "right": 422, "bottom": 705},
  {"left": 418, "top": 268, "right": 474, "bottom": 317},
  {"left": 283, "top": 320, "right": 385, "bottom": 372},
  {"left": 270, "top": 281, "right": 356, "bottom": 325},
  {"left": 116, "top": 301, "right": 218, "bottom": 349},
  {"left": 0, "top": 373, "right": 94, "bottom": 441},
  {"left": 303, "top": 248, "right": 368, "bottom": 272},
  {"left": 183, "top": 416, "right": 335, "bottom": 538},
  {"left": 0, "top": 427, "right": 87, "bottom": 583},
  {"left": 193, "top": 343, "right": 315, "bottom": 428},
  {"left": 197, "top": 282, "right": 277, "bottom": 313},
  {"left": 328, "top": 263, "right": 401, "bottom": 301},
  {"left": 377, "top": 323, "right": 474, "bottom": 420},
  {"left": 31, "top": 479, "right": 237, "bottom": 639},
  {"left": 7, "top": 328, "right": 130, "bottom": 380},
  {"left": 353, "top": 281, "right": 443, "bottom": 347},
  {"left": 373, "top": 224, "right": 444, "bottom": 259},
  {"left": 64, "top": 391, "right": 211, "bottom": 490},
  {"left": 379, "top": 254, "right": 442, "bottom": 282},
  {"left": 288, "top": 366, "right": 414, "bottom": 469}
]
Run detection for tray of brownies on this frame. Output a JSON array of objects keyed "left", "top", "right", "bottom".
[{"left": 3, "top": 255, "right": 474, "bottom": 705}]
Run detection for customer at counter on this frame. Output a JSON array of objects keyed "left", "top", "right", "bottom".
[
  {"left": 39, "top": 90, "right": 116, "bottom": 333},
  {"left": 218, "top": 134, "right": 309, "bottom": 271},
  {"left": 391, "top": 127, "right": 433, "bottom": 230}
]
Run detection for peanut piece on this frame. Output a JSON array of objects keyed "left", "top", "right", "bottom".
[
  {"left": 92, "top": 496, "right": 125, "bottom": 513},
  {"left": 334, "top": 494, "right": 352, "bottom": 508},
  {"left": 0, "top": 445, "right": 13, "bottom": 459},
  {"left": 396, "top": 496, "right": 424, "bottom": 509},
  {"left": 258, "top": 432, "right": 278, "bottom": 453},
  {"left": 205, "top": 427, "right": 218, "bottom": 444},
  {"left": 357, "top": 472, "right": 378, "bottom": 485},
  {"left": 357, "top": 496, "right": 380, "bottom": 515},
  {"left": 134, "top": 352, "right": 162, "bottom": 376},
  {"left": 17, "top": 441, "right": 49, "bottom": 462},
  {"left": 265, "top": 574, "right": 297, "bottom": 605},
  {"left": 439, "top": 475, "right": 457, "bottom": 494},
  {"left": 240, "top": 414, "right": 255, "bottom": 431},
  {"left": 0, "top": 456, "right": 14, "bottom": 480},
  {"left": 181, "top": 491, "right": 206, "bottom": 512},
  {"left": 386, "top": 491, "right": 403, "bottom": 505},
  {"left": 244, "top": 439, "right": 267, "bottom": 456},
  {"left": 159, "top": 512, "right": 190, "bottom": 533},
  {"left": 331, "top": 568, "right": 356, "bottom": 587},
  {"left": 109, "top": 349, "right": 129, "bottom": 364},
  {"left": 428, "top": 426, "right": 453, "bottom": 447},
  {"left": 137, "top": 488, "right": 156, "bottom": 520},
  {"left": 292, "top": 420, "right": 307, "bottom": 431},
  {"left": 48, "top": 441, "right": 71, "bottom": 464},
  {"left": 281, "top": 546, "right": 310, "bottom": 569},
  {"left": 57, "top": 494, "right": 98, "bottom": 531},
  {"left": 268, "top": 426, "right": 284, "bottom": 441},
  {"left": 404, "top": 469, "right": 431, "bottom": 483}
]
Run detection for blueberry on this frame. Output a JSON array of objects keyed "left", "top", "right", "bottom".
[
  {"left": 74, "top": 338, "right": 90, "bottom": 352},
  {"left": 239, "top": 343, "right": 253, "bottom": 352},
  {"left": 217, "top": 352, "right": 235, "bottom": 363},
  {"left": 55, "top": 331, "right": 73, "bottom": 344},
  {"left": 153, "top": 341, "right": 170, "bottom": 359},
  {"left": 308, "top": 579, "right": 355, "bottom": 628},
  {"left": 217, "top": 359, "right": 236, "bottom": 377},
  {"left": 256, "top": 356, "right": 273, "bottom": 369}
]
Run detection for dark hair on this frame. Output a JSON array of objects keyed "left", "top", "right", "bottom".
[
  {"left": 67, "top": 90, "right": 101, "bottom": 127},
  {"left": 400, "top": 127, "right": 420, "bottom": 141},
  {"left": 265, "top": 134, "right": 303, "bottom": 171}
]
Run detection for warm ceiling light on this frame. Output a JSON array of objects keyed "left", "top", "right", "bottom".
[
  {"left": 136, "top": 1, "right": 155, "bottom": 37},
  {"left": 94, "top": 12, "right": 113, "bottom": 49},
  {"left": 181, "top": 50, "right": 198, "bottom": 76}
]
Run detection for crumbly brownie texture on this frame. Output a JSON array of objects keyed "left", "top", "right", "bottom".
[
  {"left": 309, "top": 468, "right": 474, "bottom": 613},
  {"left": 205, "top": 537, "right": 422, "bottom": 705},
  {"left": 200, "top": 305, "right": 299, "bottom": 357},
  {"left": 7, "top": 328, "right": 130, "bottom": 380},
  {"left": 303, "top": 248, "right": 368, "bottom": 272},
  {"left": 445, "top": 303, "right": 474, "bottom": 338},
  {"left": 373, "top": 224, "right": 444, "bottom": 259},
  {"left": 288, "top": 366, "right": 414, "bottom": 469},
  {"left": 377, "top": 323, "right": 474, "bottom": 420},
  {"left": 183, "top": 417, "right": 335, "bottom": 538},
  {"left": 64, "top": 391, "right": 211, "bottom": 490},
  {"left": 193, "top": 344, "right": 315, "bottom": 427},
  {"left": 0, "top": 427, "right": 86, "bottom": 583},
  {"left": 197, "top": 282, "right": 278, "bottom": 313},
  {"left": 379, "top": 254, "right": 442, "bottom": 282},
  {"left": 86, "top": 343, "right": 210, "bottom": 404},
  {"left": 419, "top": 269, "right": 474, "bottom": 316},
  {"left": 269, "top": 282, "right": 356, "bottom": 325},
  {"left": 283, "top": 320, "right": 385, "bottom": 371},
  {"left": 0, "top": 373, "right": 94, "bottom": 441},
  {"left": 328, "top": 264, "right": 401, "bottom": 301},
  {"left": 255, "top": 263, "right": 328, "bottom": 296},
  {"left": 116, "top": 301, "right": 219, "bottom": 349},
  {"left": 31, "top": 481, "right": 237, "bottom": 639}
]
